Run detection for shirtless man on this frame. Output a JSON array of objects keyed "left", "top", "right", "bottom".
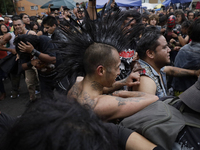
[{"left": 67, "top": 43, "right": 158, "bottom": 122}]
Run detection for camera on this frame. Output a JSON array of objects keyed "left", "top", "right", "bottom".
[{"left": 173, "top": 28, "right": 180, "bottom": 35}]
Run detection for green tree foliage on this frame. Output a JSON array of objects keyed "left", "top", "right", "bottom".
[{"left": 0, "top": 0, "right": 15, "bottom": 15}]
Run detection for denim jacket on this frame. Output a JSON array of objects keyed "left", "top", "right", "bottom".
[{"left": 138, "top": 59, "right": 167, "bottom": 98}]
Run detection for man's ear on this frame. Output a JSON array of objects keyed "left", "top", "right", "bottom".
[
  {"left": 53, "top": 24, "right": 57, "bottom": 28},
  {"left": 96, "top": 65, "right": 105, "bottom": 76},
  {"left": 146, "top": 49, "right": 155, "bottom": 59}
]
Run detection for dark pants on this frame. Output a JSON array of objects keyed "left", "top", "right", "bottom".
[
  {"left": 0, "top": 69, "right": 6, "bottom": 93},
  {"left": 10, "top": 72, "right": 21, "bottom": 93},
  {"left": 38, "top": 74, "right": 57, "bottom": 101}
]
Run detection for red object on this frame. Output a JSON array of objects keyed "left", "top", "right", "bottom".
[
  {"left": 196, "top": 2, "right": 200, "bottom": 9},
  {"left": 0, "top": 51, "right": 7, "bottom": 59},
  {"left": 168, "top": 15, "right": 176, "bottom": 28},
  {"left": 119, "top": 50, "right": 135, "bottom": 58}
]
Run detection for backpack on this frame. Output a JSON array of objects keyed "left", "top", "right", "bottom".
[{"left": 120, "top": 97, "right": 200, "bottom": 150}]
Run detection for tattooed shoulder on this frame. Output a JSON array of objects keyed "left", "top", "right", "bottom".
[
  {"left": 115, "top": 97, "right": 145, "bottom": 106},
  {"left": 81, "top": 92, "right": 97, "bottom": 109},
  {"left": 68, "top": 83, "right": 81, "bottom": 98}
]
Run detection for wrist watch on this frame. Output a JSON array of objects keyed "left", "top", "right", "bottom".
[{"left": 31, "top": 49, "right": 36, "bottom": 56}]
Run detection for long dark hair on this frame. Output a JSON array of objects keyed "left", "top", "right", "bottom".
[{"left": 0, "top": 24, "right": 10, "bottom": 35}]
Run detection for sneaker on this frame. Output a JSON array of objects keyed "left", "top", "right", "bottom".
[
  {"left": 10, "top": 91, "right": 19, "bottom": 99},
  {"left": 35, "top": 90, "right": 40, "bottom": 95}
]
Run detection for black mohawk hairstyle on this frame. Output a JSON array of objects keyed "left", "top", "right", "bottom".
[{"left": 55, "top": 7, "right": 136, "bottom": 93}]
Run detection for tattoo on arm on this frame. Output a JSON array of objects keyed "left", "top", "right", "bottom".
[
  {"left": 169, "top": 68, "right": 191, "bottom": 77},
  {"left": 115, "top": 97, "right": 144, "bottom": 106}
]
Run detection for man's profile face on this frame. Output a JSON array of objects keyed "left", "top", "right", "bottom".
[
  {"left": 22, "top": 15, "right": 30, "bottom": 24},
  {"left": 154, "top": 35, "right": 171, "bottom": 67},
  {"left": 13, "top": 20, "right": 25, "bottom": 34},
  {"left": 104, "top": 49, "right": 121, "bottom": 87},
  {"left": 43, "top": 24, "right": 56, "bottom": 34}
]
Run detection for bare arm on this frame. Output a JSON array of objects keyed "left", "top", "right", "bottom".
[
  {"left": 103, "top": 72, "right": 140, "bottom": 94},
  {"left": 164, "top": 66, "right": 200, "bottom": 77},
  {"left": 94, "top": 92, "right": 158, "bottom": 121},
  {"left": 0, "top": 46, "right": 16, "bottom": 54},
  {"left": 87, "top": 0, "right": 97, "bottom": 20},
  {"left": 36, "top": 31, "right": 43, "bottom": 36},
  {"left": 22, "top": 59, "right": 41, "bottom": 70},
  {"left": 0, "top": 33, "right": 11, "bottom": 45},
  {"left": 132, "top": 76, "right": 157, "bottom": 95},
  {"left": 126, "top": 132, "right": 158, "bottom": 150},
  {"left": 177, "top": 35, "right": 189, "bottom": 46},
  {"left": 28, "top": 31, "right": 37, "bottom": 35}
]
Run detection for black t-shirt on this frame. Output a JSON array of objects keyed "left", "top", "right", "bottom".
[
  {"left": 20, "top": 35, "right": 57, "bottom": 76},
  {"left": 105, "top": 123, "right": 133, "bottom": 150}
]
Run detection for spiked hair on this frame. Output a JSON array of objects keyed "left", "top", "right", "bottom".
[{"left": 55, "top": 8, "right": 136, "bottom": 93}]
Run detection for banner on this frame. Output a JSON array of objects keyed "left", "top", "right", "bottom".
[{"left": 96, "top": 0, "right": 142, "bottom": 8}]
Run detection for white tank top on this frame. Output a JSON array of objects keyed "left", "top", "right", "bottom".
[{"left": 7, "top": 32, "right": 16, "bottom": 55}]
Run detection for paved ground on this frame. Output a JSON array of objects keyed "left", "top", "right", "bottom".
[{"left": 0, "top": 75, "right": 31, "bottom": 118}]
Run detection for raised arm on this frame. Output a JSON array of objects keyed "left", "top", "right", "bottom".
[
  {"left": 0, "top": 33, "right": 16, "bottom": 54},
  {"left": 87, "top": 0, "right": 97, "bottom": 20}
]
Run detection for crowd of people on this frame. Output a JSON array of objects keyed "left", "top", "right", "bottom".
[{"left": 0, "top": 0, "right": 200, "bottom": 149}]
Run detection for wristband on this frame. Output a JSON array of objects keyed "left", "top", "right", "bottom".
[
  {"left": 27, "top": 61, "right": 33, "bottom": 68},
  {"left": 178, "top": 33, "right": 182, "bottom": 36},
  {"left": 31, "top": 49, "right": 41, "bottom": 57},
  {"left": 89, "top": 0, "right": 95, "bottom": 1},
  {"left": 153, "top": 146, "right": 165, "bottom": 150}
]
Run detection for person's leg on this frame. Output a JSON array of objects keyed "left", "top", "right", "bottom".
[
  {"left": 39, "top": 75, "right": 54, "bottom": 100},
  {"left": 0, "top": 69, "right": 6, "bottom": 100},
  {"left": 10, "top": 72, "right": 21, "bottom": 99},
  {"left": 25, "top": 67, "right": 39, "bottom": 101}
]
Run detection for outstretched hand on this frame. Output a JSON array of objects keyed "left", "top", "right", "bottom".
[{"left": 18, "top": 41, "right": 34, "bottom": 53}]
